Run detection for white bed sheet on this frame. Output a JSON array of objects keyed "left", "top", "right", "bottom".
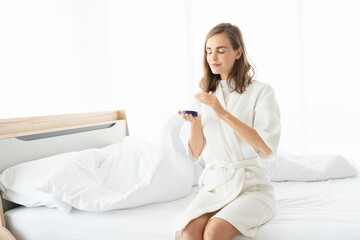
[
  {"left": 5, "top": 187, "right": 199, "bottom": 240},
  {"left": 5, "top": 176, "right": 360, "bottom": 240}
]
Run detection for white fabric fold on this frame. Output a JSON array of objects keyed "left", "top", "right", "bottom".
[{"left": 37, "top": 115, "right": 195, "bottom": 212}]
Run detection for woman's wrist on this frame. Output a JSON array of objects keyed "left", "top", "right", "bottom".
[
  {"left": 219, "top": 110, "right": 231, "bottom": 120},
  {"left": 190, "top": 119, "right": 202, "bottom": 127}
]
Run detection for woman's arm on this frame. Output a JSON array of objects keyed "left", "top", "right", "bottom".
[
  {"left": 195, "top": 92, "right": 272, "bottom": 157},
  {"left": 220, "top": 112, "right": 272, "bottom": 156},
  {"left": 179, "top": 111, "right": 205, "bottom": 161},
  {"left": 189, "top": 120, "right": 205, "bottom": 159}
]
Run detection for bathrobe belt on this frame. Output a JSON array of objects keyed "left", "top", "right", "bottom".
[{"left": 198, "top": 157, "right": 261, "bottom": 191}]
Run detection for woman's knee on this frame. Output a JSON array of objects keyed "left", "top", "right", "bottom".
[
  {"left": 182, "top": 213, "right": 215, "bottom": 240},
  {"left": 203, "top": 223, "right": 222, "bottom": 240},
  {"left": 182, "top": 223, "right": 202, "bottom": 240},
  {"left": 203, "top": 218, "right": 240, "bottom": 240}
]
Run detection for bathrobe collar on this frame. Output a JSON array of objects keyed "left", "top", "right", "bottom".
[
  {"left": 212, "top": 82, "right": 245, "bottom": 161},
  {"left": 215, "top": 80, "right": 238, "bottom": 112},
  {"left": 215, "top": 81, "right": 227, "bottom": 109}
]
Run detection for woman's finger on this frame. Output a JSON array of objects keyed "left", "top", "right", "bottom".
[{"left": 185, "top": 114, "right": 198, "bottom": 122}]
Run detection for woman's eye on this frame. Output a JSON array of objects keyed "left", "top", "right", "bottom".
[
  {"left": 218, "top": 50, "right": 225, "bottom": 54},
  {"left": 207, "top": 51, "right": 212, "bottom": 55}
]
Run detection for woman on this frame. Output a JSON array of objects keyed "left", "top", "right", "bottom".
[{"left": 174, "top": 23, "right": 281, "bottom": 240}]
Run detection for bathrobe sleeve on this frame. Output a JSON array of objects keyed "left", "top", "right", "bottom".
[{"left": 253, "top": 85, "right": 281, "bottom": 161}]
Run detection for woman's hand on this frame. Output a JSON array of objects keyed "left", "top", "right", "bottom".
[
  {"left": 195, "top": 91, "right": 228, "bottom": 119},
  {"left": 178, "top": 111, "right": 201, "bottom": 123}
]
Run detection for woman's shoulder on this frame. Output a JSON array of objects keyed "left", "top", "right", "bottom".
[{"left": 247, "top": 80, "right": 275, "bottom": 94}]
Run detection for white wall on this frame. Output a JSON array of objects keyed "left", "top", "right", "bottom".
[
  {"left": 302, "top": 0, "right": 360, "bottom": 162},
  {"left": 0, "top": 0, "right": 190, "bottom": 142},
  {"left": 0, "top": 0, "right": 359, "bottom": 163}
]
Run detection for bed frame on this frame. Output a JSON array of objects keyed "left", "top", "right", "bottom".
[{"left": 0, "top": 110, "right": 129, "bottom": 238}]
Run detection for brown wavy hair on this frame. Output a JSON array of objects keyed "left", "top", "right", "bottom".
[{"left": 199, "top": 23, "right": 255, "bottom": 94}]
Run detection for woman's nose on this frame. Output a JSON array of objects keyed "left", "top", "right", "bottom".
[{"left": 211, "top": 53, "right": 218, "bottom": 61}]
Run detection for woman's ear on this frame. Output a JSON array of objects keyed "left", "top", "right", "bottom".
[{"left": 236, "top": 48, "right": 242, "bottom": 60}]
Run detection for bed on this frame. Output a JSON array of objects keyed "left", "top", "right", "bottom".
[{"left": 1, "top": 110, "right": 360, "bottom": 240}]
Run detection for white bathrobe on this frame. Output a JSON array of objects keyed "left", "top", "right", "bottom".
[{"left": 173, "top": 80, "right": 281, "bottom": 239}]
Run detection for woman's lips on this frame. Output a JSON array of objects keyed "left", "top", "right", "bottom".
[{"left": 211, "top": 63, "right": 221, "bottom": 67}]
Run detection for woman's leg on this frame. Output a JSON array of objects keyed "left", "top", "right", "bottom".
[
  {"left": 203, "top": 218, "right": 242, "bottom": 240},
  {"left": 181, "top": 210, "right": 220, "bottom": 240}
]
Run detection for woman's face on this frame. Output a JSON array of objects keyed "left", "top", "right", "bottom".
[{"left": 206, "top": 33, "right": 241, "bottom": 80}]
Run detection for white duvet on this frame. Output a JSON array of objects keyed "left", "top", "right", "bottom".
[
  {"left": 37, "top": 116, "right": 194, "bottom": 212},
  {"left": 1, "top": 114, "right": 357, "bottom": 213}
]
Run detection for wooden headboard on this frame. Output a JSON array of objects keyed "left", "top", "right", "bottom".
[{"left": 0, "top": 110, "right": 129, "bottom": 229}]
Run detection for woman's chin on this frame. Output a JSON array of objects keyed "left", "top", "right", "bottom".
[{"left": 210, "top": 69, "right": 220, "bottom": 74}]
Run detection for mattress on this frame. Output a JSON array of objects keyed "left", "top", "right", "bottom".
[{"left": 5, "top": 176, "right": 360, "bottom": 240}]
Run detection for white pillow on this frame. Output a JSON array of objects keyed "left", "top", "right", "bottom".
[
  {"left": 0, "top": 151, "right": 78, "bottom": 212},
  {"left": 262, "top": 151, "right": 358, "bottom": 182}
]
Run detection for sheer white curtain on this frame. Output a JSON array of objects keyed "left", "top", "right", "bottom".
[{"left": 0, "top": 0, "right": 359, "bottom": 163}]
